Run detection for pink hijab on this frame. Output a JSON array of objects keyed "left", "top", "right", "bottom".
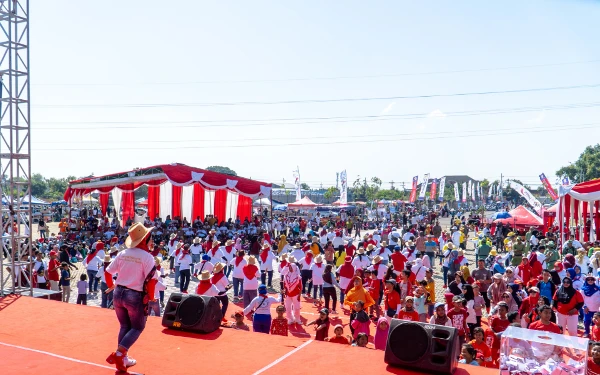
[{"left": 374, "top": 317, "right": 389, "bottom": 350}]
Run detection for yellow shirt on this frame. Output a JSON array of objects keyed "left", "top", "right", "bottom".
[{"left": 425, "top": 279, "right": 436, "bottom": 304}]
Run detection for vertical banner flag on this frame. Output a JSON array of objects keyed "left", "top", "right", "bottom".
[
  {"left": 471, "top": 182, "right": 475, "bottom": 202},
  {"left": 438, "top": 177, "right": 446, "bottom": 201},
  {"left": 409, "top": 176, "right": 419, "bottom": 203},
  {"left": 418, "top": 173, "right": 430, "bottom": 201},
  {"left": 539, "top": 173, "right": 558, "bottom": 201},
  {"left": 479, "top": 183, "right": 483, "bottom": 201},
  {"left": 467, "top": 180, "right": 471, "bottom": 200},
  {"left": 488, "top": 183, "right": 493, "bottom": 198},
  {"left": 340, "top": 170, "right": 348, "bottom": 204},
  {"left": 561, "top": 176, "right": 571, "bottom": 186},
  {"left": 508, "top": 180, "right": 543, "bottom": 213},
  {"left": 462, "top": 182, "right": 467, "bottom": 203},
  {"left": 430, "top": 178, "right": 438, "bottom": 202},
  {"left": 293, "top": 167, "right": 301, "bottom": 201},
  {"left": 454, "top": 182, "right": 459, "bottom": 202}
]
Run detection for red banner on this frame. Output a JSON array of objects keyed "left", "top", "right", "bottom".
[
  {"left": 539, "top": 173, "right": 558, "bottom": 200},
  {"left": 430, "top": 179, "right": 438, "bottom": 201},
  {"left": 409, "top": 176, "right": 418, "bottom": 203}
]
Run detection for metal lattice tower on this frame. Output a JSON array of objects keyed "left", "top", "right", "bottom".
[{"left": 0, "top": 0, "right": 32, "bottom": 296}]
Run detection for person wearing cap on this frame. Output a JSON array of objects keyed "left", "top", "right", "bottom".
[
  {"left": 242, "top": 284, "right": 280, "bottom": 334},
  {"left": 229, "top": 311, "right": 250, "bottom": 331},
  {"left": 259, "top": 243, "right": 276, "bottom": 289},
  {"left": 47, "top": 250, "right": 61, "bottom": 291},
  {"left": 306, "top": 308, "right": 331, "bottom": 341},
  {"left": 189, "top": 237, "right": 203, "bottom": 275},
  {"left": 397, "top": 296, "right": 419, "bottom": 322},
  {"left": 429, "top": 302, "right": 452, "bottom": 327},
  {"left": 105, "top": 222, "right": 158, "bottom": 372}
]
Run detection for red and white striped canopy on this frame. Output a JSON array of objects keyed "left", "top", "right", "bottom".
[
  {"left": 558, "top": 179, "right": 600, "bottom": 243},
  {"left": 64, "top": 164, "right": 272, "bottom": 223}
]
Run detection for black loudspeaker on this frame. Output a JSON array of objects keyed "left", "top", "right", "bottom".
[
  {"left": 384, "top": 319, "right": 459, "bottom": 375},
  {"left": 161, "top": 293, "right": 223, "bottom": 334}
]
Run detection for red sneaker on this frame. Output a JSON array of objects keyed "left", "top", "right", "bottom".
[{"left": 106, "top": 352, "right": 127, "bottom": 372}]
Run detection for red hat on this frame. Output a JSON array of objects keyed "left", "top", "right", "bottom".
[
  {"left": 344, "top": 256, "right": 352, "bottom": 262},
  {"left": 96, "top": 242, "right": 105, "bottom": 251},
  {"left": 110, "top": 236, "right": 118, "bottom": 244},
  {"left": 49, "top": 251, "right": 57, "bottom": 257}
]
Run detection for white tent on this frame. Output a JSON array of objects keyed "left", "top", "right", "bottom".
[{"left": 253, "top": 198, "right": 272, "bottom": 207}]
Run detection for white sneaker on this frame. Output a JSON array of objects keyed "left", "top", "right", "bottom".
[{"left": 124, "top": 356, "right": 137, "bottom": 368}]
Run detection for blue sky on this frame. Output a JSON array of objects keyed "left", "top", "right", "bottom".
[{"left": 31, "top": 1, "right": 600, "bottom": 189}]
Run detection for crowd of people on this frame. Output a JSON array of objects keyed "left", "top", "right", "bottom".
[{"left": 6, "top": 205, "right": 600, "bottom": 371}]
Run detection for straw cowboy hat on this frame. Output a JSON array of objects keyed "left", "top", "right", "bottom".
[
  {"left": 193, "top": 237, "right": 201, "bottom": 244},
  {"left": 103, "top": 255, "right": 112, "bottom": 263},
  {"left": 213, "top": 262, "right": 224, "bottom": 274},
  {"left": 447, "top": 243, "right": 455, "bottom": 249},
  {"left": 225, "top": 239, "right": 235, "bottom": 246},
  {"left": 367, "top": 244, "right": 375, "bottom": 251},
  {"left": 125, "top": 222, "right": 154, "bottom": 248},
  {"left": 176, "top": 242, "right": 183, "bottom": 249},
  {"left": 200, "top": 270, "right": 211, "bottom": 281},
  {"left": 262, "top": 243, "right": 271, "bottom": 250},
  {"left": 406, "top": 240, "right": 414, "bottom": 247},
  {"left": 210, "top": 229, "right": 217, "bottom": 234},
  {"left": 247, "top": 256, "right": 257, "bottom": 265},
  {"left": 288, "top": 255, "right": 296, "bottom": 263},
  {"left": 312, "top": 236, "right": 319, "bottom": 243},
  {"left": 280, "top": 253, "right": 288, "bottom": 261},
  {"left": 294, "top": 243, "right": 302, "bottom": 249},
  {"left": 212, "top": 240, "right": 220, "bottom": 248},
  {"left": 380, "top": 241, "right": 388, "bottom": 247},
  {"left": 356, "top": 247, "right": 366, "bottom": 254},
  {"left": 314, "top": 255, "right": 323, "bottom": 264},
  {"left": 372, "top": 255, "right": 382, "bottom": 265},
  {"left": 169, "top": 233, "right": 176, "bottom": 240}
]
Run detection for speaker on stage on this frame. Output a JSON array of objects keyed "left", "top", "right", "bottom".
[
  {"left": 384, "top": 319, "right": 459, "bottom": 375},
  {"left": 162, "top": 293, "right": 223, "bottom": 334}
]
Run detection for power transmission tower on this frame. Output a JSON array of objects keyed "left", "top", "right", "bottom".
[{"left": 0, "top": 0, "right": 32, "bottom": 296}]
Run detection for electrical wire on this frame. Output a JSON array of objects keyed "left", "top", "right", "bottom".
[{"left": 34, "top": 83, "right": 600, "bottom": 108}]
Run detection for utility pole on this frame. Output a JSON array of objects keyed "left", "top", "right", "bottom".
[
  {"left": 336, "top": 173, "right": 339, "bottom": 190},
  {"left": 390, "top": 180, "right": 395, "bottom": 190},
  {"left": 500, "top": 173, "right": 503, "bottom": 201}
]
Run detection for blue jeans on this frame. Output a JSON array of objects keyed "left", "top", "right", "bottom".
[
  {"left": 225, "top": 265, "right": 233, "bottom": 278},
  {"left": 442, "top": 266, "right": 449, "bottom": 286},
  {"left": 252, "top": 313, "right": 271, "bottom": 334},
  {"left": 113, "top": 286, "right": 147, "bottom": 350},
  {"left": 261, "top": 270, "right": 273, "bottom": 287},
  {"left": 174, "top": 266, "right": 180, "bottom": 285},
  {"left": 233, "top": 277, "right": 244, "bottom": 298},
  {"left": 191, "top": 254, "right": 201, "bottom": 274},
  {"left": 148, "top": 301, "right": 161, "bottom": 317},
  {"left": 340, "top": 290, "right": 345, "bottom": 305},
  {"left": 100, "top": 281, "right": 113, "bottom": 308},
  {"left": 301, "top": 270, "right": 313, "bottom": 295},
  {"left": 313, "top": 285, "right": 323, "bottom": 299},
  {"left": 584, "top": 310, "right": 595, "bottom": 335},
  {"left": 87, "top": 270, "right": 98, "bottom": 292}
]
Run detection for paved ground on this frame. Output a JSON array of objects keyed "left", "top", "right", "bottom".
[{"left": 8, "top": 217, "right": 477, "bottom": 311}]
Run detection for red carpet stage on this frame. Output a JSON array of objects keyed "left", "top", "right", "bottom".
[{"left": 0, "top": 295, "right": 495, "bottom": 375}]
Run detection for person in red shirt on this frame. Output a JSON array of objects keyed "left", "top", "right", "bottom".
[
  {"left": 447, "top": 295, "right": 470, "bottom": 346},
  {"left": 518, "top": 286, "right": 540, "bottom": 327},
  {"left": 364, "top": 270, "right": 381, "bottom": 318},
  {"left": 488, "top": 301, "right": 510, "bottom": 363},
  {"left": 528, "top": 305, "right": 561, "bottom": 334},
  {"left": 552, "top": 277, "right": 584, "bottom": 336},
  {"left": 47, "top": 250, "right": 61, "bottom": 291},
  {"left": 591, "top": 312, "right": 600, "bottom": 342},
  {"left": 326, "top": 324, "right": 352, "bottom": 345},
  {"left": 397, "top": 296, "right": 419, "bottom": 321},
  {"left": 588, "top": 344, "right": 600, "bottom": 375},
  {"left": 469, "top": 327, "right": 492, "bottom": 367},
  {"left": 384, "top": 279, "right": 401, "bottom": 321},
  {"left": 390, "top": 246, "right": 407, "bottom": 277},
  {"left": 270, "top": 305, "right": 288, "bottom": 337}
]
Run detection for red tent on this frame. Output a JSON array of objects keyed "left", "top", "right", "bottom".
[
  {"left": 137, "top": 199, "right": 148, "bottom": 207},
  {"left": 288, "top": 196, "right": 319, "bottom": 208},
  {"left": 494, "top": 205, "right": 543, "bottom": 228}
]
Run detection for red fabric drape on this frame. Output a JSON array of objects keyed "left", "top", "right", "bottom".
[
  {"left": 583, "top": 201, "right": 589, "bottom": 242},
  {"left": 595, "top": 202, "right": 600, "bottom": 243},
  {"left": 574, "top": 199, "right": 580, "bottom": 240},
  {"left": 172, "top": 185, "right": 183, "bottom": 220},
  {"left": 192, "top": 184, "right": 205, "bottom": 221},
  {"left": 121, "top": 191, "right": 135, "bottom": 224},
  {"left": 147, "top": 185, "right": 160, "bottom": 220},
  {"left": 237, "top": 195, "right": 253, "bottom": 222},
  {"left": 214, "top": 190, "right": 227, "bottom": 223},
  {"left": 99, "top": 193, "right": 109, "bottom": 216}
]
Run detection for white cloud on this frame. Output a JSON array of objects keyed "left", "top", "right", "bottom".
[
  {"left": 380, "top": 102, "right": 396, "bottom": 115},
  {"left": 526, "top": 110, "right": 546, "bottom": 124},
  {"left": 427, "top": 109, "right": 447, "bottom": 119}
]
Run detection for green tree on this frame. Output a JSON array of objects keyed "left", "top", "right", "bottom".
[
  {"left": 301, "top": 183, "right": 311, "bottom": 190},
  {"left": 556, "top": 144, "right": 600, "bottom": 183},
  {"left": 323, "top": 186, "right": 339, "bottom": 200},
  {"left": 376, "top": 189, "right": 404, "bottom": 200},
  {"left": 205, "top": 165, "right": 237, "bottom": 176},
  {"left": 503, "top": 179, "right": 531, "bottom": 203},
  {"left": 31, "top": 173, "right": 48, "bottom": 197}
]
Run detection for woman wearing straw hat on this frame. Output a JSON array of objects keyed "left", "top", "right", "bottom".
[
  {"left": 242, "top": 256, "right": 261, "bottom": 308},
  {"left": 105, "top": 223, "right": 158, "bottom": 372},
  {"left": 211, "top": 262, "right": 232, "bottom": 319},
  {"left": 259, "top": 243, "right": 276, "bottom": 289}
]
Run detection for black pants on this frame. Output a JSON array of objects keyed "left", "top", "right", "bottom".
[
  {"left": 261, "top": 270, "right": 273, "bottom": 287},
  {"left": 323, "top": 287, "right": 337, "bottom": 311},
  {"left": 349, "top": 311, "right": 357, "bottom": 334},
  {"left": 301, "top": 269, "right": 313, "bottom": 294},
  {"left": 180, "top": 269, "right": 191, "bottom": 292},
  {"left": 76, "top": 294, "right": 87, "bottom": 305},
  {"left": 215, "top": 293, "right": 229, "bottom": 318},
  {"left": 169, "top": 256, "right": 175, "bottom": 270},
  {"left": 481, "top": 292, "right": 491, "bottom": 309}
]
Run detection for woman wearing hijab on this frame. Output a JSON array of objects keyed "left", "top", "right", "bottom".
[
  {"left": 281, "top": 262, "right": 303, "bottom": 325},
  {"left": 507, "top": 283, "right": 522, "bottom": 310},
  {"left": 582, "top": 275, "right": 600, "bottom": 337},
  {"left": 460, "top": 265, "right": 474, "bottom": 284},
  {"left": 516, "top": 258, "right": 532, "bottom": 285},
  {"left": 550, "top": 261, "right": 566, "bottom": 286},
  {"left": 591, "top": 251, "right": 600, "bottom": 276},
  {"left": 487, "top": 273, "right": 507, "bottom": 309},
  {"left": 493, "top": 255, "right": 506, "bottom": 275},
  {"left": 528, "top": 251, "right": 543, "bottom": 281},
  {"left": 447, "top": 272, "right": 466, "bottom": 296},
  {"left": 563, "top": 254, "right": 576, "bottom": 271},
  {"left": 503, "top": 267, "right": 517, "bottom": 285},
  {"left": 575, "top": 248, "right": 590, "bottom": 274},
  {"left": 552, "top": 276, "right": 584, "bottom": 336},
  {"left": 518, "top": 286, "right": 540, "bottom": 327},
  {"left": 344, "top": 276, "right": 375, "bottom": 333}
]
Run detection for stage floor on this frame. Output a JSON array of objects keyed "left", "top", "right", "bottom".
[{"left": 0, "top": 295, "right": 495, "bottom": 375}]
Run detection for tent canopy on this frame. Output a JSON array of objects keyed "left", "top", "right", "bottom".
[
  {"left": 494, "top": 205, "right": 543, "bottom": 227},
  {"left": 558, "top": 179, "right": 600, "bottom": 243},
  {"left": 288, "top": 196, "right": 319, "bottom": 208},
  {"left": 137, "top": 199, "right": 148, "bottom": 206},
  {"left": 253, "top": 198, "right": 272, "bottom": 207},
  {"left": 2, "top": 196, "right": 48, "bottom": 205}
]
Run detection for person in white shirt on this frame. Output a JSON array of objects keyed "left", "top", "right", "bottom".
[
  {"left": 177, "top": 245, "right": 193, "bottom": 293},
  {"left": 389, "top": 227, "right": 401, "bottom": 248},
  {"left": 231, "top": 250, "right": 247, "bottom": 302},
  {"left": 194, "top": 270, "right": 219, "bottom": 297},
  {"left": 451, "top": 227, "right": 462, "bottom": 248},
  {"left": 243, "top": 284, "right": 280, "bottom": 333},
  {"left": 210, "top": 262, "right": 232, "bottom": 318},
  {"left": 83, "top": 247, "right": 104, "bottom": 295},
  {"left": 207, "top": 240, "right": 224, "bottom": 266},
  {"left": 167, "top": 234, "right": 179, "bottom": 271},
  {"left": 259, "top": 243, "right": 276, "bottom": 288},
  {"left": 372, "top": 231, "right": 381, "bottom": 246},
  {"left": 190, "top": 237, "right": 203, "bottom": 276},
  {"left": 290, "top": 243, "right": 305, "bottom": 263},
  {"left": 195, "top": 254, "right": 214, "bottom": 276},
  {"left": 310, "top": 255, "right": 325, "bottom": 303},
  {"left": 281, "top": 261, "right": 302, "bottom": 325},
  {"left": 352, "top": 248, "right": 370, "bottom": 270},
  {"left": 242, "top": 256, "right": 261, "bottom": 308},
  {"left": 299, "top": 252, "right": 314, "bottom": 298},
  {"left": 332, "top": 231, "right": 345, "bottom": 249},
  {"left": 105, "top": 223, "right": 157, "bottom": 372}
]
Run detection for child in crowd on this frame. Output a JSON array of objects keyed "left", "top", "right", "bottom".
[
  {"left": 589, "top": 343, "right": 600, "bottom": 375},
  {"left": 592, "top": 312, "right": 600, "bottom": 341},
  {"left": 230, "top": 311, "right": 250, "bottom": 331},
  {"left": 364, "top": 270, "right": 381, "bottom": 319},
  {"left": 306, "top": 308, "right": 330, "bottom": 341},
  {"left": 447, "top": 295, "right": 470, "bottom": 346},
  {"left": 459, "top": 344, "right": 480, "bottom": 366},
  {"left": 374, "top": 317, "right": 389, "bottom": 350},
  {"left": 469, "top": 327, "right": 492, "bottom": 367},
  {"left": 325, "top": 325, "right": 352, "bottom": 345},
  {"left": 413, "top": 286, "right": 428, "bottom": 322},
  {"left": 270, "top": 305, "right": 288, "bottom": 336},
  {"left": 397, "top": 296, "right": 419, "bottom": 321},
  {"left": 422, "top": 270, "right": 436, "bottom": 317},
  {"left": 76, "top": 274, "right": 87, "bottom": 305},
  {"left": 429, "top": 302, "right": 452, "bottom": 327},
  {"left": 352, "top": 332, "right": 369, "bottom": 348},
  {"left": 60, "top": 262, "right": 71, "bottom": 303},
  {"left": 350, "top": 300, "right": 371, "bottom": 340}
]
